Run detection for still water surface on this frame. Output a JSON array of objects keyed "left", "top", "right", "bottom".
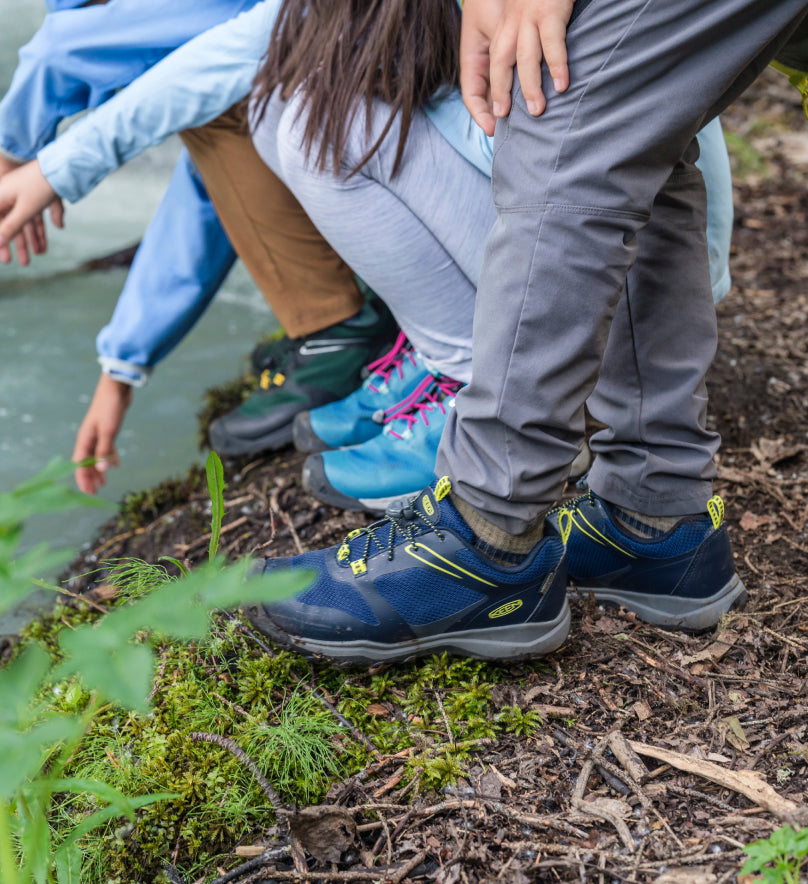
[{"left": 1, "top": 3, "right": 278, "bottom": 632}]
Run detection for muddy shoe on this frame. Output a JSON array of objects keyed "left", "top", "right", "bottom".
[
  {"left": 547, "top": 490, "right": 747, "bottom": 631},
  {"left": 208, "top": 301, "right": 397, "bottom": 456},
  {"left": 292, "top": 332, "right": 430, "bottom": 453},
  {"left": 245, "top": 477, "right": 571, "bottom": 666}
]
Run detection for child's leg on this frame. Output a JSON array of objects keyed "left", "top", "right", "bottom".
[
  {"left": 254, "top": 92, "right": 496, "bottom": 383},
  {"left": 181, "top": 104, "right": 363, "bottom": 336},
  {"left": 436, "top": 0, "right": 808, "bottom": 534},
  {"left": 585, "top": 154, "right": 720, "bottom": 514}
]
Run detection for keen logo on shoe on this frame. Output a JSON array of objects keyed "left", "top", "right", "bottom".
[{"left": 489, "top": 600, "right": 523, "bottom": 619}]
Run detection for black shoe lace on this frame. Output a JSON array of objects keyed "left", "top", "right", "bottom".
[{"left": 338, "top": 498, "right": 445, "bottom": 570}]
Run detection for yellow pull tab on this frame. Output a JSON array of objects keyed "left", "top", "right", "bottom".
[
  {"left": 350, "top": 559, "right": 368, "bottom": 576},
  {"left": 434, "top": 476, "right": 452, "bottom": 500},
  {"left": 557, "top": 508, "right": 573, "bottom": 545},
  {"left": 259, "top": 369, "right": 272, "bottom": 390},
  {"left": 272, "top": 371, "right": 286, "bottom": 386},
  {"left": 707, "top": 496, "right": 724, "bottom": 530}
]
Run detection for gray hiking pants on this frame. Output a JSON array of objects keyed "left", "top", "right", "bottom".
[{"left": 436, "top": 0, "right": 808, "bottom": 533}]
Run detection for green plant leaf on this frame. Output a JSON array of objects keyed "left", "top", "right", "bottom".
[
  {"left": 55, "top": 629, "right": 155, "bottom": 714},
  {"left": 54, "top": 792, "right": 179, "bottom": 856},
  {"left": 0, "top": 458, "right": 111, "bottom": 527},
  {"left": 193, "top": 559, "right": 314, "bottom": 609},
  {"left": 0, "top": 717, "right": 84, "bottom": 802},
  {"left": 48, "top": 778, "right": 138, "bottom": 820},
  {"left": 54, "top": 844, "right": 82, "bottom": 884},
  {"left": 0, "top": 546, "right": 74, "bottom": 619},
  {"left": 0, "top": 644, "right": 52, "bottom": 727},
  {"left": 19, "top": 793, "right": 50, "bottom": 884},
  {"left": 158, "top": 555, "right": 190, "bottom": 577},
  {"left": 206, "top": 451, "right": 226, "bottom": 562}
]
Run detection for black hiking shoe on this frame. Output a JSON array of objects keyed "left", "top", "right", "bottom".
[{"left": 208, "top": 300, "right": 397, "bottom": 456}]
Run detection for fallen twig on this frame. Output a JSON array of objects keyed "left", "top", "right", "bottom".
[
  {"left": 189, "top": 732, "right": 284, "bottom": 810},
  {"left": 628, "top": 740, "right": 807, "bottom": 823}
]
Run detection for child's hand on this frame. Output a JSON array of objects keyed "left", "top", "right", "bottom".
[
  {"left": 461, "top": 0, "right": 574, "bottom": 134},
  {"left": 0, "top": 159, "right": 64, "bottom": 266},
  {"left": 72, "top": 374, "right": 134, "bottom": 495}
]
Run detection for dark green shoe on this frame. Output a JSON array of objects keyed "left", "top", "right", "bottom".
[{"left": 209, "top": 300, "right": 397, "bottom": 456}]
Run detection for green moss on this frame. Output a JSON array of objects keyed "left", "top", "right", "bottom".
[
  {"left": 196, "top": 373, "right": 258, "bottom": 448},
  {"left": 117, "top": 468, "right": 205, "bottom": 531},
  {"left": 17, "top": 570, "right": 559, "bottom": 882}
]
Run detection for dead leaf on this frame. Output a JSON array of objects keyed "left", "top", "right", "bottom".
[
  {"left": 720, "top": 716, "right": 751, "bottom": 752},
  {"left": 288, "top": 806, "right": 357, "bottom": 863},
  {"left": 365, "top": 703, "right": 390, "bottom": 717},
  {"left": 634, "top": 700, "right": 652, "bottom": 721},
  {"left": 478, "top": 770, "right": 502, "bottom": 800},
  {"left": 740, "top": 511, "right": 772, "bottom": 532}
]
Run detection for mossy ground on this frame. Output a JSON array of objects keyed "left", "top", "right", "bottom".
[{"left": 6, "top": 69, "right": 808, "bottom": 883}]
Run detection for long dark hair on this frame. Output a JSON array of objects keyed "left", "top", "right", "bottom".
[{"left": 252, "top": 0, "right": 461, "bottom": 175}]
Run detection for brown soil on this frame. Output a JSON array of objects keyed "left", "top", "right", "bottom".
[{"left": 62, "top": 69, "right": 808, "bottom": 883}]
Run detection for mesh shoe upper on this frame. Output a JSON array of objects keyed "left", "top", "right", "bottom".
[
  {"left": 548, "top": 490, "right": 737, "bottom": 600},
  {"left": 254, "top": 479, "right": 568, "bottom": 647}
]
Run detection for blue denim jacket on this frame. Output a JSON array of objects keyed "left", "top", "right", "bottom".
[{"left": 0, "top": 0, "right": 257, "bottom": 384}]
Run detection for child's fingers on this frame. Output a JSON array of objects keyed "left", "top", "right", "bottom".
[
  {"left": 23, "top": 218, "right": 46, "bottom": 257},
  {"left": 516, "top": 23, "right": 546, "bottom": 116},
  {"left": 49, "top": 197, "right": 64, "bottom": 229},
  {"left": 13, "top": 230, "right": 31, "bottom": 266},
  {"left": 541, "top": 16, "right": 570, "bottom": 93},
  {"left": 489, "top": 19, "right": 518, "bottom": 118}
]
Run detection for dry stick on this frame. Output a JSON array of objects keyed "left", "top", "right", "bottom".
[
  {"left": 208, "top": 847, "right": 293, "bottom": 884},
  {"left": 627, "top": 740, "right": 807, "bottom": 823},
  {"left": 270, "top": 485, "right": 305, "bottom": 555},
  {"left": 234, "top": 865, "right": 424, "bottom": 883},
  {"left": 189, "top": 732, "right": 284, "bottom": 811}
]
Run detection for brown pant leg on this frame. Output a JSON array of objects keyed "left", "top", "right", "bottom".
[{"left": 180, "top": 103, "right": 362, "bottom": 338}]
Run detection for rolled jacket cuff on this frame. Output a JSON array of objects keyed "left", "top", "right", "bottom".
[
  {"left": 0, "top": 143, "right": 28, "bottom": 164},
  {"left": 99, "top": 356, "right": 151, "bottom": 388}
]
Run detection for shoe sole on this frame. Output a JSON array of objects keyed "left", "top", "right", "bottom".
[
  {"left": 244, "top": 600, "right": 571, "bottom": 667},
  {"left": 568, "top": 572, "right": 747, "bottom": 632},
  {"left": 292, "top": 412, "right": 333, "bottom": 454},
  {"left": 208, "top": 422, "right": 294, "bottom": 457},
  {"left": 302, "top": 454, "right": 409, "bottom": 515}
]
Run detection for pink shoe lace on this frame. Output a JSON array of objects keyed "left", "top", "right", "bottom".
[
  {"left": 384, "top": 375, "right": 462, "bottom": 439},
  {"left": 366, "top": 332, "right": 417, "bottom": 393}
]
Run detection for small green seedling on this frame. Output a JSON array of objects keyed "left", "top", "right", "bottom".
[{"left": 741, "top": 824, "right": 808, "bottom": 884}]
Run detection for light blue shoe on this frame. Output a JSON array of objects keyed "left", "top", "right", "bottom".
[
  {"left": 302, "top": 374, "right": 461, "bottom": 513},
  {"left": 292, "top": 332, "right": 431, "bottom": 453}
]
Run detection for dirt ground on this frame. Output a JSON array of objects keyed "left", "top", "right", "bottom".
[{"left": 58, "top": 69, "right": 807, "bottom": 883}]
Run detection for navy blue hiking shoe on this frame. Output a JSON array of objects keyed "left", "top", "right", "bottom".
[
  {"left": 292, "top": 332, "right": 430, "bottom": 453},
  {"left": 547, "top": 490, "right": 747, "bottom": 631},
  {"left": 246, "top": 478, "right": 571, "bottom": 666},
  {"left": 302, "top": 374, "right": 462, "bottom": 514}
]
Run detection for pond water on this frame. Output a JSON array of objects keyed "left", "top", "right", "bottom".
[{"left": 1, "top": 3, "right": 278, "bottom": 633}]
